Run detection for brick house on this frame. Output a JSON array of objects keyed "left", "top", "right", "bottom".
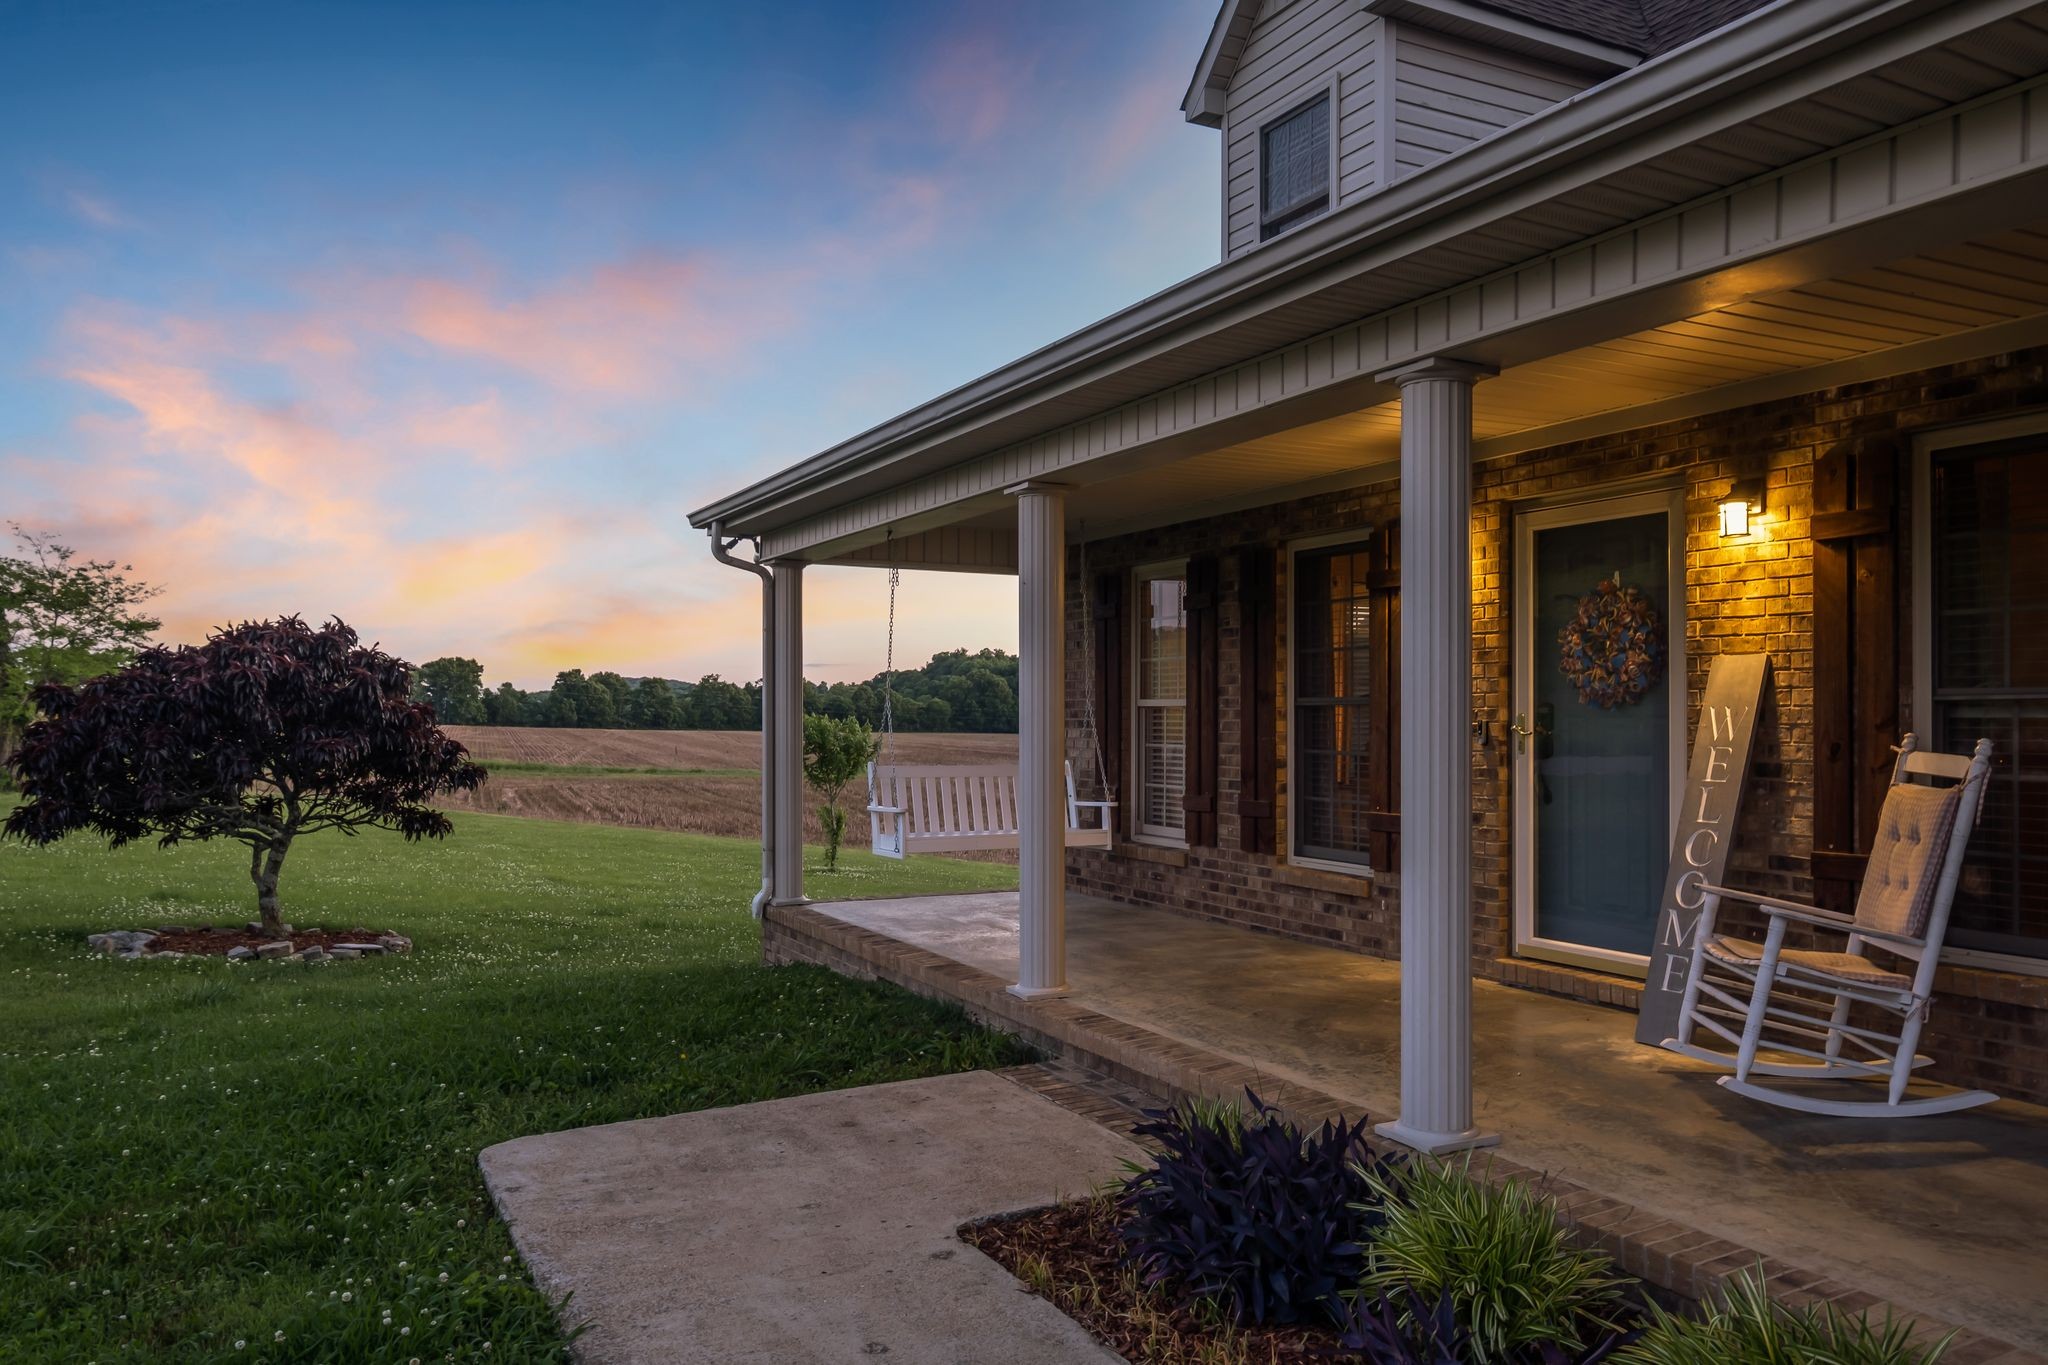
[{"left": 693, "top": 0, "right": 2048, "bottom": 1142}]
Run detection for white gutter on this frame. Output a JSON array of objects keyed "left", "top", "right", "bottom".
[{"left": 707, "top": 523, "right": 775, "bottom": 920}]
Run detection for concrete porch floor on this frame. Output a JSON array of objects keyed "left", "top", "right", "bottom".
[{"left": 808, "top": 891, "right": 2048, "bottom": 1355}]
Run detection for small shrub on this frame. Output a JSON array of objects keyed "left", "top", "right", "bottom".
[
  {"left": 1359, "top": 1159, "right": 1629, "bottom": 1365},
  {"left": 1337, "top": 1287, "right": 1637, "bottom": 1363},
  {"left": 1118, "top": 1090, "right": 1405, "bottom": 1327},
  {"left": 802, "top": 714, "right": 876, "bottom": 871},
  {"left": 1617, "top": 1269, "right": 1952, "bottom": 1365}
]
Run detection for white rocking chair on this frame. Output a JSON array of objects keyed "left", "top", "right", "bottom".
[
  {"left": 866, "top": 761, "right": 1115, "bottom": 860},
  {"left": 1662, "top": 734, "right": 1998, "bottom": 1117}
]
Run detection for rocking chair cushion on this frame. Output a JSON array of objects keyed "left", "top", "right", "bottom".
[
  {"left": 1702, "top": 935, "right": 1912, "bottom": 990},
  {"left": 1854, "top": 781, "right": 1963, "bottom": 941}
]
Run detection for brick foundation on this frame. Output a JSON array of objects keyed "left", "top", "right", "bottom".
[{"left": 1062, "top": 347, "right": 2048, "bottom": 1105}]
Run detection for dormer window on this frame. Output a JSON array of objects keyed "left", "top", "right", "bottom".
[{"left": 1260, "top": 92, "right": 1331, "bottom": 240}]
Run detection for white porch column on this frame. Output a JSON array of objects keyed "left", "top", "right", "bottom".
[
  {"left": 1374, "top": 356, "right": 1499, "bottom": 1156},
  {"left": 769, "top": 559, "right": 807, "bottom": 905},
  {"left": 1009, "top": 481, "right": 1069, "bottom": 999}
]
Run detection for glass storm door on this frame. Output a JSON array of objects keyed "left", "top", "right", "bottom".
[{"left": 1511, "top": 491, "right": 1685, "bottom": 974}]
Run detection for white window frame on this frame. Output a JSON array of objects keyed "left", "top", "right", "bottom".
[
  {"left": 1286, "top": 529, "right": 1376, "bottom": 877},
  {"left": 1911, "top": 410, "right": 2048, "bottom": 978},
  {"left": 1131, "top": 560, "right": 1190, "bottom": 847},
  {"left": 1252, "top": 78, "right": 1339, "bottom": 244}
]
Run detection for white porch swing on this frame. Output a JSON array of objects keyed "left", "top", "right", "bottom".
[{"left": 865, "top": 546, "right": 1117, "bottom": 860}]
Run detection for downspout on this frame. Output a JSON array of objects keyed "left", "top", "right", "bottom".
[{"left": 708, "top": 522, "right": 775, "bottom": 920}]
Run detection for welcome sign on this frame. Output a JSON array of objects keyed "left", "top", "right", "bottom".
[{"left": 1634, "top": 653, "right": 1772, "bottom": 1046}]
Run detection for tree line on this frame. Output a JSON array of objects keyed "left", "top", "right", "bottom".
[
  {"left": 413, "top": 647, "right": 1021, "bottom": 733},
  {"left": 0, "top": 524, "right": 1022, "bottom": 753}
]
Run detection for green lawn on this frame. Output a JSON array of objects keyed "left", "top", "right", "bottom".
[{"left": 0, "top": 811, "right": 1023, "bottom": 1362}]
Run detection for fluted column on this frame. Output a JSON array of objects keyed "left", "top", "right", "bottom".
[
  {"left": 1009, "top": 481, "right": 1069, "bottom": 998},
  {"left": 1374, "top": 356, "right": 1499, "bottom": 1156},
  {"left": 769, "top": 559, "right": 807, "bottom": 905}
]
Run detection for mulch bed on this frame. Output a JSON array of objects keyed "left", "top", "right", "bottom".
[
  {"left": 960, "top": 1196, "right": 1354, "bottom": 1364},
  {"left": 146, "top": 926, "right": 404, "bottom": 956}
]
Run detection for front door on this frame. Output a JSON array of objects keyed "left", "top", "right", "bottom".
[{"left": 1511, "top": 490, "right": 1685, "bottom": 975}]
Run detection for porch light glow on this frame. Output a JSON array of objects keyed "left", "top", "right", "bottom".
[{"left": 1718, "top": 478, "right": 1765, "bottom": 539}]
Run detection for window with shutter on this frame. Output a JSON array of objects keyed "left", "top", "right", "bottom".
[
  {"left": 1260, "top": 93, "right": 1330, "bottom": 240},
  {"left": 1134, "top": 566, "right": 1189, "bottom": 842},
  {"left": 1184, "top": 555, "right": 1220, "bottom": 848},
  {"left": 1926, "top": 437, "right": 2048, "bottom": 959},
  {"left": 1291, "top": 538, "right": 1375, "bottom": 867}
]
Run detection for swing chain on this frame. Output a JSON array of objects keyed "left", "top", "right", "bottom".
[
  {"left": 881, "top": 538, "right": 900, "bottom": 765},
  {"left": 1077, "top": 528, "right": 1111, "bottom": 802}
]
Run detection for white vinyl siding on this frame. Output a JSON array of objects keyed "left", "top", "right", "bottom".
[
  {"left": 1134, "top": 567, "right": 1189, "bottom": 841},
  {"left": 1388, "top": 25, "right": 1596, "bottom": 181},
  {"left": 1222, "top": 0, "right": 1378, "bottom": 259}
]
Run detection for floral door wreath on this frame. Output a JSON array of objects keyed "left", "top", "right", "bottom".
[{"left": 1557, "top": 576, "right": 1666, "bottom": 709}]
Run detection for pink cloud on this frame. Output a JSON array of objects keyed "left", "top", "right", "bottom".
[
  {"left": 386, "top": 254, "right": 780, "bottom": 395},
  {"left": 915, "top": 25, "right": 1035, "bottom": 147}
]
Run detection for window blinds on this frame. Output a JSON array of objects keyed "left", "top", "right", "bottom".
[{"left": 1262, "top": 94, "right": 1330, "bottom": 225}]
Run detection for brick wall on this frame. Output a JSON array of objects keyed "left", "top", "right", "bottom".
[{"left": 1063, "top": 345, "right": 2048, "bottom": 1103}]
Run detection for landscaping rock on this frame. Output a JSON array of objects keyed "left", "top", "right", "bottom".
[
  {"left": 292, "top": 947, "right": 328, "bottom": 963},
  {"left": 88, "top": 930, "right": 156, "bottom": 956},
  {"left": 377, "top": 934, "right": 412, "bottom": 954},
  {"left": 335, "top": 942, "right": 385, "bottom": 955},
  {"left": 255, "top": 941, "right": 292, "bottom": 959},
  {"left": 329, "top": 947, "right": 360, "bottom": 959},
  {"left": 226, "top": 945, "right": 256, "bottom": 961}
]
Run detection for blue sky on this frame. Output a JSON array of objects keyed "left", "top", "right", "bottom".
[{"left": 1, "top": 0, "right": 1220, "bottom": 686}]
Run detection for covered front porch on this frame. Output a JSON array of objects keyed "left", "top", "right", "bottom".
[{"left": 776, "top": 890, "right": 2048, "bottom": 1360}]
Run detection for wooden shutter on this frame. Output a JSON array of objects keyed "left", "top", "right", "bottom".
[
  {"left": 1091, "top": 570, "right": 1127, "bottom": 841},
  {"left": 1811, "top": 437, "right": 1901, "bottom": 911},
  {"left": 1367, "top": 523, "right": 1402, "bottom": 871},
  {"left": 1183, "top": 554, "right": 1221, "bottom": 848},
  {"left": 1237, "top": 546, "right": 1279, "bottom": 854}
]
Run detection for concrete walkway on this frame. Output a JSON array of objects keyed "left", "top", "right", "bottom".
[
  {"left": 814, "top": 891, "right": 2048, "bottom": 1356},
  {"left": 480, "top": 1070, "right": 1135, "bottom": 1365}
]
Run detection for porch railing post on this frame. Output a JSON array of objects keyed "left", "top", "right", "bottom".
[
  {"left": 1374, "top": 356, "right": 1499, "bottom": 1156},
  {"left": 769, "top": 558, "right": 807, "bottom": 906},
  {"left": 1009, "top": 480, "right": 1070, "bottom": 999}
]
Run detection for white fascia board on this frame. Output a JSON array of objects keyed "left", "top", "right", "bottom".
[
  {"left": 1181, "top": 0, "right": 1256, "bottom": 127},
  {"left": 686, "top": 0, "right": 2037, "bottom": 537}
]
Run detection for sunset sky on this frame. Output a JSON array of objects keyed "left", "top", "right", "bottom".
[{"left": 1, "top": 0, "right": 1218, "bottom": 688}]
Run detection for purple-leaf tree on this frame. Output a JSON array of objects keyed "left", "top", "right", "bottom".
[{"left": 3, "top": 617, "right": 486, "bottom": 934}]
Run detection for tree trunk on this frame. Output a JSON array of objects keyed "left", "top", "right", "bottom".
[{"left": 249, "top": 839, "right": 290, "bottom": 934}]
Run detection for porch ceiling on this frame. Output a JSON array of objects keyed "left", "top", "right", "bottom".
[{"left": 832, "top": 223, "right": 2048, "bottom": 554}]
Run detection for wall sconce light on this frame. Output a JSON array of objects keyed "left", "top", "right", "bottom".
[{"left": 1718, "top": 478, "right": 1765, "bottom": 538}]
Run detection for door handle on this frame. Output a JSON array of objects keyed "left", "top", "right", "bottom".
[{"left": 1510, "top": 712, "right": 1550, "bottom": 754}]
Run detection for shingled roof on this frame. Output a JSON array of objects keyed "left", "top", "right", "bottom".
[{"left": 1464, "top": 0, "right": 1779, "bottom": 57}]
